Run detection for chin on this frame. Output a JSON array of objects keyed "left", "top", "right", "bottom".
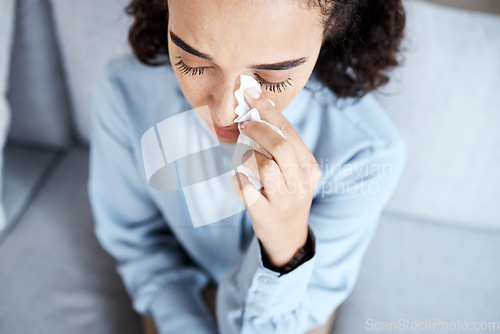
[{"left": 217, "top": 136, "right": 238, "bottom": 144}]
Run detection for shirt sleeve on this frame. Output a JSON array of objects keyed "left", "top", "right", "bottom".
[
  {"left": 216, "top": 135, "right": 406, "bottom": 334},
  {"left": 87, "top": 65, "right": 218, "bottom": 334},
  {"left": 260, "top": 226, "right": 316, "bottom": 276}
]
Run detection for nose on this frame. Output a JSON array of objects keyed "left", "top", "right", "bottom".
[{"left": 208, "top": 75, "right": 240, "bottom": 128}]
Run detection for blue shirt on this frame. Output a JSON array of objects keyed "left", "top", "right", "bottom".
[{"left": 87, "top": 53, "right": 406, "bottom": 334}]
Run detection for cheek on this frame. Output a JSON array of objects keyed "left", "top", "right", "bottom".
[
  {"left": 176, "top": 73, "right": 306, "bottom": 117},
  {"left": 169, "top": 55, "right": 313, "bottom": 116},
  {"left": 174, "top": 74, "right": 212, "bottom": 108},
  {"left": 167, "top": 49, "right": 211, "bottom": 108},
  {"left": 265, "top": 75, "right": 309, "bottom": 115}
]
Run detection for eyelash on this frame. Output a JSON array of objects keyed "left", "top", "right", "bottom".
[
  {"left": 175, "top": 58, "right": 206, "bottom": 76},
  {"left": 174, "top": 57, "right": 293, "bottom": 93},
  {"left": 254, "top": 74, "right": 292, "bottom": 93}
]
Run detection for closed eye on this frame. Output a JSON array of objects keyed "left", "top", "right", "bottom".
[
  {"left": 254, "top": 74, "right": 293, "bottom": 93},
  {"left": 174, "top": 58, "right": 207, "bottom": 76},
  {"left": 174, "top": 57, "right": 293, "bottom": 93}
]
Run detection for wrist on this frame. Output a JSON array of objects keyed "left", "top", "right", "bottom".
[
  {"left": 260, "top": 226, "right": 315, "bottom": 274},
  {"left": 260, "top": 225, "right": 309, "bottom": 267}
]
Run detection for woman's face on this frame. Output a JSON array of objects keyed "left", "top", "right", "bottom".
[{"left": 167, "top": 0, "right": 324, "bottom": 143}]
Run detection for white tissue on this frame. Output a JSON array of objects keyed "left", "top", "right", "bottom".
[{"left": 233, "top": 75, "right": 286, "bottom": 190}]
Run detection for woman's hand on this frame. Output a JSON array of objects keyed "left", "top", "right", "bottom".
[{"left": 231, "top": 87, "right": 322, "bottom": 268}]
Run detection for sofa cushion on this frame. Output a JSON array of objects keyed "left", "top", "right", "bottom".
[
  {"left": 0, "top": 146, "right": 142, "bottom": 334},
  {"left": 7, "top": 0, "right": 73, "bottom": 150},
  {"left": 376, "top": 0, "right": 500, "bottom": 229},
  {"left": 49, "top": 0, "right": 132, "bottom": 145},
  {"left": 0, "top": 0, "right": 16, "bottom": 231},
  {"left": 1, "top": 144, "right": 58, "bottom": 233},
  {"left": 332, "top": 213, "right": 500, "bottom": 334}
]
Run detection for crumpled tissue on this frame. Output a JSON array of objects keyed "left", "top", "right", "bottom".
[{"left": 232, "top": 74, "right": 287, "bottom": 190}]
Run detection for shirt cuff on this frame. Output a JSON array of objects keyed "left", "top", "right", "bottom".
[
  {"left": 259, "top": 226, "right": 316, "bottom": 275},
  {"left": 235, "top": 226, "right": 317, "bottom": 317}
]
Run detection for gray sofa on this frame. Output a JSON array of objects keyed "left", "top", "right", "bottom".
[{"left": 1, "top": 0, "right": 499, "bottom": 334}]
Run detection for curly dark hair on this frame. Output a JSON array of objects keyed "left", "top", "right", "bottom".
[{"left": 125, "top": 0, "right": 406, "bottom": 100}]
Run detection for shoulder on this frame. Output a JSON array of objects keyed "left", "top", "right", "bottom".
[
  {"left": 305, "top": 81, "right": 407, "bottom": 199},
  {"left": 336, "top": 92, "right": 407, "bottom": 182},
  {"left": 96, "top": 52, "right": 180, "bottom": 100},
  {"left": 103, "top": 53, "right": 169, "bottom": 76},
  {"left": 91, "top": 52, "right": 188, "bottom": 137}
]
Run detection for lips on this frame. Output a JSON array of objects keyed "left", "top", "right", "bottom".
[
  {"left": 201, "top": 117, "right": 241, "bottom": 140},
  {"left": 213, "top": 124, "right": 240, "bottom": 139}
]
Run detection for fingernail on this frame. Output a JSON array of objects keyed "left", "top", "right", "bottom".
[
  {"left": 245, "top": 87, "right": 261, "bottom": 99},
  {"left": 240, "top": 120, "right": 251, "bottom": 129}
]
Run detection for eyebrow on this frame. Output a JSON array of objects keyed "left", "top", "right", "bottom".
[
  {"left": 248, "top": 58, "right": 307, "bottom": 71},
  {"left": 169, "top": 30, "right": 307, "bottom": 71},
  {"left": 170, "top": 31, "right": 213, "bottom": 60}
]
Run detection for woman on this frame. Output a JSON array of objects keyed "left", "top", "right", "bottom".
[{"left": 88, "top": 0, "right": 406, "bottom": 333}]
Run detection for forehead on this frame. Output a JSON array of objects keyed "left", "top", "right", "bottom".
[{"left": 167, "top": 0, "right": 324, "bottom": 67}]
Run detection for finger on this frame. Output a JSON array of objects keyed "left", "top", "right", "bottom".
[
  {"left": 231, "top": 172, "right": 266, "bottom": 210},
  {"left": 244, "top": 88, "right": 319, "bottom": 168},
  {"left": 240, "top": 150, "right": 282, "bottom": 197},
  {"left": 250, "top": 151, "right": 286, "bottom": 200},
  {"left": 240, "top": 121, "right": 301, "bottom": 189}
]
